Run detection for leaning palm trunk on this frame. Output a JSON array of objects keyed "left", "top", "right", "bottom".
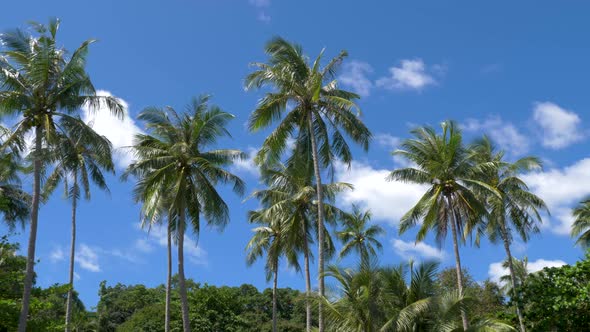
[
  {"left": 450, "top": 207, "right": 469, "bottom": 331},
  {"left": 165, "top": 216, "right": 172, "bottom": 332},
  {"left": 501, "top": 225, "right": 526, "bottom": 332},
  {"left": 272, "top": 264, "right": 279, "bottom": 332},
  {"left": 65, "top": 173, "right": 79, "bottom": 332},
  {"left": 18, "top": 126, "right": 43, "bottom": 332},
  {"left": 303, "top": 223, "right": 312, "bottom": 332},
  {"left": 308, "top": 116, "right": 325, "bottom": 332},
  {"left": 177, "top": 211, "right": 191, "bottom": 332}
]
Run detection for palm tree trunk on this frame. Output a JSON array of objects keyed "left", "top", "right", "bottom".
[
  {"left": 165, "top": 215, "right": 172, "bottom": 332},
  {"left": 308, "top": 115, "right": 325, "bottom": 332},
  {"left": 178, "top": 209, "right": 191, "bottom": 332},
  {"left": 65, "top": 172, "right": 78, "bottom": 332},
  {"left": 18, "top": 125, "right": 43, "bottom": 332},
  {"left": 272, "top": 263, "right": 278, "bottom": 332},
  {"left": 450, "top": 207, "right": 469, "bottom": 331},
  {"left": 501, "top": 225, "right": 526, "bottom": 332},
  {"left": 302, "top": 221, "right": 312, "bottom": 332}
]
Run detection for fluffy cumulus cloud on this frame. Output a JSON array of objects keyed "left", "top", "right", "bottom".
[
  {"left": 231, "top": 147, "right": 260, "bottom": 178},
  {"left": 374, "top": 133, "right": 401, "bottom": 150},
  {"left": 339, "top": 60, "right": 373, "bottom": 97},
  {"left": 392, "top": 239, "right": 446, "bottom": 261},
  {"left": 533, "top": 102, "right": 584, "bottom": 149},
  {"left": 488, "top": 258, "right": 566, "bottom": 284},
  {"left": 335, "top": 161, "right": 428, "bottom": 225},
  {"left": 522, "top": 158, "right": 590, "bottom": 235},
  {"left": 81, "top": 90, "right": 143, "bottom": 169},
  {"left": 376, "top": 59, "right": 436, "bottom": 91},
  {"left": 77, "top": 244, "right": 101, "bottom": 272},
  {"left": 463, "top": 116, "right": 530, "bottom": 155}
]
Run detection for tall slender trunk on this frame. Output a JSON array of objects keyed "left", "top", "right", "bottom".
[
  {"left": 165, "top": 214, "right": 172, "bottom": 332},
  {"left": 302, "top": 220, "right": 312, "bottom": 332},
  {"left": 65, "top": 172, "right": 78, "bottom": 332},
  {"left": 449, "top": 202, "right": 469, "bottom": 331},
  {"left": 272, "top": 263, "right": 278, "bottom": 332},
  {"left": 501, "top": 224, "right": 526, "bottom": 332},
  {"left": 18, "top": 125, "right": 43, "bottom": 332},
  {"left": 308, "top": 115, "right": 325, "bottom": 332},
  {"left": 178, "top": 209, "right": 191, "bottom": 332}
]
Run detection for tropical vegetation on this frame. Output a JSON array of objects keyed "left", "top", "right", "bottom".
[{"left": 0, "top": 18, "right": 588, "bottom": 332}]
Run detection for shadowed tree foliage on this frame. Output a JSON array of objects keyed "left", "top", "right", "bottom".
[{"left": 0, "top": 126, "right": 30, "bottom": 228}]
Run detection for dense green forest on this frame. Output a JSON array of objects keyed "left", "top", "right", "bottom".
[{"left": 2, "top": 18, "right": 590, "bottom": 332}]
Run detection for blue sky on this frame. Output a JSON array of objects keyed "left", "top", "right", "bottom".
[{"left": 2, "top": 1, "right": 590, "bottom": 309}]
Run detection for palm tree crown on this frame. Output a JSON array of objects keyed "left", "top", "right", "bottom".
[
  {"left": 336, "top": 206, "right": 384, "bottom": 263},
  {"left": 572, "top": 199, "right": 590, "bottom": 247}
]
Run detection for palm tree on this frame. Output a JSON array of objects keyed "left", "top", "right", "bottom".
[
  {"left": 322, "top": 260, "right": 515, "bottom": 332},
  {"left": 471, "top": 137, "right": 547, "bottom": 332},
  {"left": 43, "top": 119, "right": 114, "bottom": 332},
  {"left": 246, "top": 211, "right": 300, "bottom": 332},
  {"left": 499, "top": 257, "right": 529, "bottom": 296},
  {"left": 125, "top": 95, "right": 245, "bottom": 332},
  {"left": 0, "top": 126, "right": 30, "bottom": 227},
  {"left": 387, "top": 121, "right": 496, "bottom": 330},
  {"left": 246, "top": 37, "right": 371, "bottom": 331},
  {"left": 337, "top": 206, "right": 384, "bottom": 263},
  {"left": 249, "top": 161, "right": 352, "bottom": 331},
  {"left": 0, "top": 19, "right": 124, "bottom": 331},
  {"left": 571, "top": 199, "right": 590, "bottom": 247},
  {"left": 132, "top": 188, "right": 175, "bottom": 332}
]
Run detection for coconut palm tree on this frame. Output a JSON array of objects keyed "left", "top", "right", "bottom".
[
  {"left": 322, "top": 260, "right": 515, "bottom": 332},
  {"left": 125, "top": 95, "right": 245, "bottom": 332},
  {"left": 571, "top": 199, "right": 590, "bottom": 247},
  {"left": 249, "top": 161, "right": 352, "bottom": 331},
  {"left": 387, "top": 121, "right": 497, "bottom": 330},
  {"left": 471, "top": 137, "right": 547, "bottom": 332},
  {"left": 0, "top": 126, "right": 29, "bottom": 227},
  {"left": 499, "top": 257, "right": 529, "bottom": 296},
  {"left": 245, "top": 37, "right": 371, "bottom": 331},
  {"left": 42, "top": 118, "right": 114, "bottom": 332},
  {"left": 336, "top": 206, "right": 384, "bottom": 264},
  {"left": 0, "top": 19, "right": 124, "bottom": 330},
  {"left": 246, "top": 211, "right": 300, "bottom": 332},
  {"left": 135, "top": 193, "right": 175, "bottom": 332}
]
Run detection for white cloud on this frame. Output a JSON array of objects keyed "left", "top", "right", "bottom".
[
  {"left": 49, "top": 246, "right": 65, "bottom": 263},
  {"left": 249, "top": 0, "right": 271, "bottom": 22},
  {"left": 335, "top": 161, "right": 428, "bottom": 225},
  {"left": 339, "top": 60, "right": 373, "bottom": 97},
  {"left": 232, "top": 147, "right": 259, "bottom": 177},
  {"left": 522, "top": 158, "right": 590, "bottom": 235},
  {"left": 249, "top": 0, "right": 270, "bottom": 7},
  {"left": 135, "top": 238, "right": 154, "bottom": 253},
  {"left": 374, "top": 133, "right": 401, "bottom": 150},
  {"left": 138, "top": 224, "right": 208, "bottom": 266},
  {"left": 488, "top": 258, "right": 567, "bottom": 284},
  {"left": 392, "top": 239, "right": 446, "bottom": 261},
  {"left": 76, "top": 244, "right": 100, "bottom": 272},
  {"left": 81, "top": 90, "right": 143, "bottom": 169},
  {"left": 376, "top": 59, "right": 436, "bottom": 91},
  {"left": 533, "top": 102, "right": 584, "bottom": 149},
  {"left": 463, "top": 116, "right": 530, "bottom": 155}
]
